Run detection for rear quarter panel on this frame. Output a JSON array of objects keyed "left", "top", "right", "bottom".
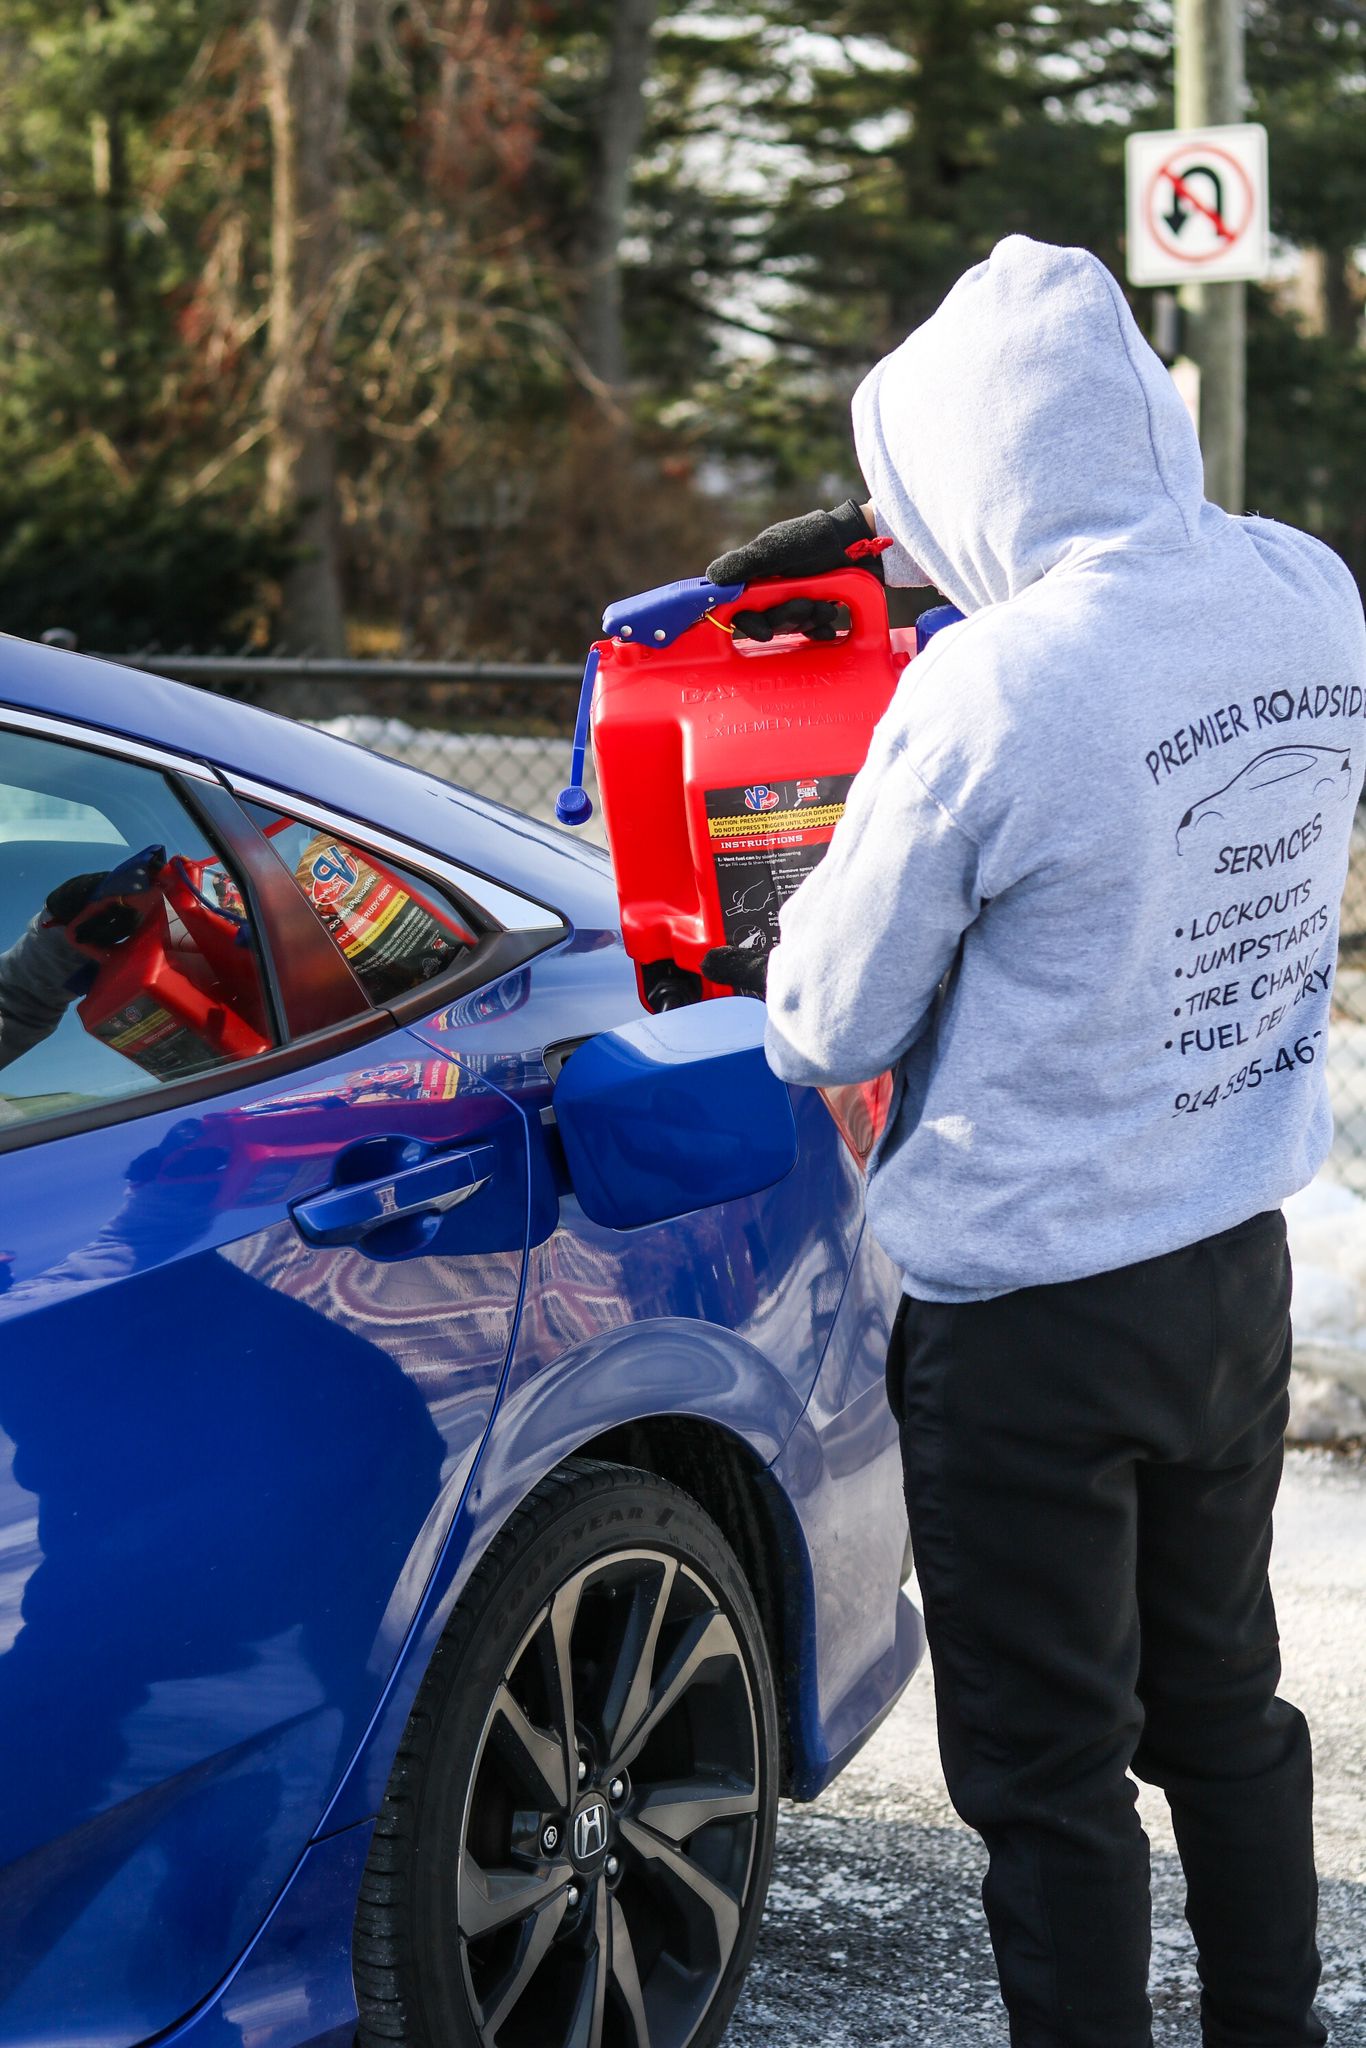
[{"left": 324, "top": 921, "right": 873, "bottom": 1827}]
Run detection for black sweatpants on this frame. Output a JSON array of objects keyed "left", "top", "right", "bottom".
[{"left": 886, "top": 1209, "right": 1325, "bottom": 2047}]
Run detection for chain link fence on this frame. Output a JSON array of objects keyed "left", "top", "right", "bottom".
[
  {"left": 96, "top": 648, "right": 1366, "bottom": 1186},
  {"left": 315, "top": 712, "right": 609, "bottom": 847},
  {"left": 103, "top": 649, "right": 609, "bottom": 846}
]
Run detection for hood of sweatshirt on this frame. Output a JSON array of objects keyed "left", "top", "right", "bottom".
[{"left": 852, "top": 235, "right": 1210, "bottom": 615}]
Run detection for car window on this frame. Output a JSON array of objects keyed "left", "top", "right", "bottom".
[
  {"left": 0, "top": 730, "right": 276, "bottom": 1132},
  {"left": 0, "top": 782, "right": 125, "bottom": 847},
  {"left": 241, "top": 803, "right": 476, "bottom": 1009}
]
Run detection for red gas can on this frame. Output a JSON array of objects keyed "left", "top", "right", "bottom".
[
  {"left": 580, "top": 568, "right": 917, "bottom": 1011},
  {"left": 71, "top": 856, "right": 272, "bottom": 1079}
]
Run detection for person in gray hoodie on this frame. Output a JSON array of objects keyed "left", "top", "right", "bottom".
[{"left": 705, "top": 236, "right": 1366, "bottom": 2046}]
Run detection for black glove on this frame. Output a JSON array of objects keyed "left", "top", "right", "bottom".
[
  {"left": 45, "top": 873, "right": 139, "bottom": 948},
  {"left": 701, "top": 945, "right": 769, "bottom": 999},
  {"left": 46, "top": 843, "right": 164, "bottom": 948},
  {"left": 707, "top": 498, "right": 886, "bottom": 589}
]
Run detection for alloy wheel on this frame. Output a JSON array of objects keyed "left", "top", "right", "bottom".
[{"left": 457, "top": 1547, "right": 761, "bottom": 2048}]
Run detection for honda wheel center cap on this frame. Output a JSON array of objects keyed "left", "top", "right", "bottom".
[{"left": 570, "top": 1794, "right": 611, "bottom": 1869}]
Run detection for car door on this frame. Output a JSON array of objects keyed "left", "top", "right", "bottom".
[{"left": 0, "top": 716, "right": 555, "bottom": 2045}]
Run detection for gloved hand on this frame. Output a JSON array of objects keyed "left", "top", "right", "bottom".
[
  {"left": 706, "top": 498, "right": 888, "bottom": 589},
  {"left": 701, "top": 945, "right": 769, "bottom": 999},
  {"left": 46, "top": 843, "right": 165, "bottom": 948}
]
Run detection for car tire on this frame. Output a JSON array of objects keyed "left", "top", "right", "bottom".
[{"left": 354, "top": 1457, "right": 780, "bottom": 2048}]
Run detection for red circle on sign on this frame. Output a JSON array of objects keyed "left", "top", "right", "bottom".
[{"left": 1144, "top": 142, "right": 1256, "bottom": 266}]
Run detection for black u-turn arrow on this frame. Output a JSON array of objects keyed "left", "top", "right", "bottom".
[{"left": 1163, "top": 163, "right": 1228, "bottom": 239}]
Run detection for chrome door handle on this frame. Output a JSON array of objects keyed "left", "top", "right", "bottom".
[{"left": 291, "top": 1144, "right": 495, "bottom": 1247}]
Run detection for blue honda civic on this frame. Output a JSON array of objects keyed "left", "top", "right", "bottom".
[{"left": 0, "top": 633, "right": 921, "bottom": 2048}]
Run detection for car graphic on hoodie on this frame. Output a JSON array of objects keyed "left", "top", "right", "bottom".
[{"left": 1175, "top": 745, "right": 1353, "bottom": 860}]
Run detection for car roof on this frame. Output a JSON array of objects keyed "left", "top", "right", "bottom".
[{"left": 0, "top": 634, "right": 614, "bottom": 924}]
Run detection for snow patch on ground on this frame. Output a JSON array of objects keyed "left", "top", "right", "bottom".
[{"left": 1288, "top": 1177, "right": 1366, "bottom": 1353}]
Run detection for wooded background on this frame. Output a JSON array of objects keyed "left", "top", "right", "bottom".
[{"left": 1, "top": 0, "right": 1363, "bottom": 661}]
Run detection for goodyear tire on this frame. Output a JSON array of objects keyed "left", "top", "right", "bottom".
[{"left": 354, "top": 1458, "right": 780, "bottom": 2048}]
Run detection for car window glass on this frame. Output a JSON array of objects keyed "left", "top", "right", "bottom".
[
  {"left": 242, "top": 803, "right": 476, "bottom": 1008},
  {"left": 0, "top": 731, "right": 276, "bottom": 1133},
  {"left": 0, "top": 782, "right": 124, "bottom": 846}
]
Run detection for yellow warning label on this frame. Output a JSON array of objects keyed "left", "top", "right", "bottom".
[
  {"left": 707, "top": 804, "right": 845, "bottom": 838},
  {"left": 337, "top": 882, "right": 406, "bottom": 957}
]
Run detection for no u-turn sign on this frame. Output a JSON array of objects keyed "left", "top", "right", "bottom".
[{"left": 1125, "top": 123, "right": 1270, "bottom": 287}]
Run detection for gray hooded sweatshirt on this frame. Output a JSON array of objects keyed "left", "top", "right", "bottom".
[{"left": 764, "top": 235, "right": 1366, "bottom": 1302}]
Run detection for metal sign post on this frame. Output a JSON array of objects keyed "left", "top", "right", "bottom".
[{"left": 1126, "top": 6, "right": 1266, "bottom": 516}]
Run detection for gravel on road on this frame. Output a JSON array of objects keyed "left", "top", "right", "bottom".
[{"left": 730, "top": 1447, "right": 1366, "bottom": 2046}]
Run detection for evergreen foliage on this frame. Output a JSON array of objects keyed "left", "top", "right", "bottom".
[{"left": 0, "top": 1, "right": 1361, "bottom": 654}]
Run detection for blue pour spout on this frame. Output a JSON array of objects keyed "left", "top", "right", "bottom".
[
  {"left": 555, "top": 576, "right": 744, "bottom": 829},
  {"left": 555, "top": 646, "right": 599, "bottom": 826}
]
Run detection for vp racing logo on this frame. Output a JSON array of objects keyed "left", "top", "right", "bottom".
[
  {"left": 1175, "top": 745, "right": 1352, "bottom": 865},
  {"left": 743, "top": 785, "right": 781, "bottom": 813},
  {"left": 308, "top": 844, "right": 359, "bottom": 906}
]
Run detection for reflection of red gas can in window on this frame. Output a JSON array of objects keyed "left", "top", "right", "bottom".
[
  {"left": 563, "top": 568, "right": 932, "bottom": 1013},
  {"left": 73, "top": 856, "right": 271, "bottom": 1080}
]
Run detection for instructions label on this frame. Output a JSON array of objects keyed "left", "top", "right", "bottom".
[
  {"left": 705, "top": 775, "right": 853, "bottom": 953},
  {"left": 91, "top": 993, "right": 214, "bottom": 1080}
]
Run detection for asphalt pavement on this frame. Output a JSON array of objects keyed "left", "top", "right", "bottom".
[{"left": 730, "top": 1447, "right": 1366, "bottom": 2046}]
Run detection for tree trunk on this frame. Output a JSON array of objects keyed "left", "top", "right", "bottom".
[
  {"left": 259, "top": 0, "right": 355, "bottom": 656},
  {"left": 1296, "top": 245, "right": 1362, "bottom": 347},
  {"left": 576, "top": 0, "right": 659, "bottom": 399},
  {"left": 89, "top": 3, "right": 135, "bottom": 448}
]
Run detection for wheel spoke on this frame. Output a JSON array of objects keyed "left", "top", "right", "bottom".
[
  {"left": 548, "top": 1574, "right": 582, "bottom": 1762},
  {"left": 600, "top": 1556, "right": 677, "bottom": 1759},
  {"left": 630, "top": 1775, "right": 759, "bottom": 1845},
  {"left": 611, "top": 1609, "right": 737, "bottom": 1772},
  {"left": 620, "top": 1815, "right": 741, "bottom": 1966},
  {"left": 477, "top": 1888, "right": 570, "bottom": 2039},
  {"left": 459, "top": 1852, "right": 570, "bottom": 1941},
  {"left": 564, "top": 1880, "right": 609, "bottom": 2048},
  {"left": 609, "top": 1895, "right": 652, "bottom": 2048},
  {"left": 491, "top": 1682, "right": 571, "bottom": 1810}
]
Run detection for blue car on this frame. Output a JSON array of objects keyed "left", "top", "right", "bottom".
[{"left": 0, "top": 636, "right": 922, "bottom": 2048}]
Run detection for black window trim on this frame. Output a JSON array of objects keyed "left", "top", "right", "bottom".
[
  {"left": 0, "top": 717, "right": 571, "bottom": 1157},
  {"left": 184, "top": 777, "right": 375, "bottom": 1040},
  {"left": 0, "top": 1009, "right": 393, "bottom": 1157}
]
